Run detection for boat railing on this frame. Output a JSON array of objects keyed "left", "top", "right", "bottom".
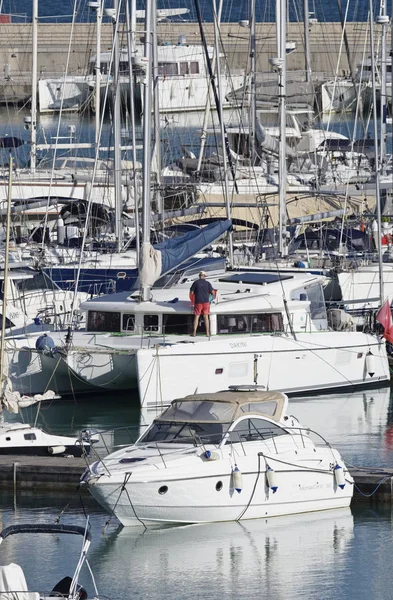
[{"left": 85, "top": 421, "right": 335, "bottom": 470}]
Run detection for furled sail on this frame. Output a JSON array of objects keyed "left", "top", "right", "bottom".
[
  {"left": 140, "top": 219, "right": 232, "bottom": 288},
  {"left": 255, "top": 119, "right": 295, "bottom": 158}
]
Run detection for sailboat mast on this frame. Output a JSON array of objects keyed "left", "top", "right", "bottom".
[
  {"left": 151, "top": 2, "right": 162, "bottom": 215},
  {"left": 212, "top": 0, "right": 234, "bottom": 267},
  {"left": 114, "top": 0, "right": 123, "bottom": 252},
  {"left": 0, "top": 158, "right": 13, "bottom": 408},
  {"left": 141, "top": 0, "right": 153, "bottom": 302},
  {"left": 94, "top": 1, "right": 102, "bottom": 146},
  {"left": 276, "top": 0, "right": 287, "bottom": 256},
  {"left": 250, "top": 0, "right": 256, "bottom": 163},
  {"left": 369, "top": 0, "right": 384, "bottom": 304},
  {"left": 303, "top": 0, "right": 311, "bottom": 83},
  {"left": 126, "top": 0, "right": 140, "bottom": 264},
  {"left": 30, "top": 0, "right": 38, "bottom": 172},
  {"left": 377, "top": 0, "right": 389, "bottom": 170}
]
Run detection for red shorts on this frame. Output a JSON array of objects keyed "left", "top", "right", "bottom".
[{"left": 194, "top": 302, "right": 210, "bottom": 316}]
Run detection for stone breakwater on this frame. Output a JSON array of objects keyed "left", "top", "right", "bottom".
[{"left": 0, "top": 21, "right": 388, "bottom": 102}]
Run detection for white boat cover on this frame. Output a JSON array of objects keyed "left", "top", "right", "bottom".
[{"left": 0, "top": 563, "right": 39, "bottom": 600}]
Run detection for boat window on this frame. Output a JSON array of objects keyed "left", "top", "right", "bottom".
[
  {"left": 100, "top": 62, "right": 109, "bottom": 75},
  {"left": 179, "top": 62, "right": 189, "bottom": 75},
  {"left": 24, "top": 433, "right": 36, "bottom": 441},
  {"left": 163, "top": 314, "right": 193, "bottom": 335},
  {"left": 239, "top": 401, "right": 278, "bottom": 417},
  {"left": 158, "top": 62, "right": 178, "bottom": 76},
  {"left": 122, "top": 313, "right": 135, "bottom": 332},
  {"left": 0, "top": 315, "right": 14, "bottom": 328},
  {"left": 189, "top": 61, "right": 199, "bottom": 74},
  {"left": 15, "top": 272, "right": 59, "bottom": 293},
  {"left": 305, "top": 284, "right": 327, "bottom": 320},
  {"left": 119, "top": 61, "right": 130, "bottom": 75},
  {"left": 228, "top": 418, "right": 288, "bottom": 444},
  {"left": 144, "top": 314, "right": 159, "bottom": 332},
  {"left": 87, "top": 310, "right": 121, "bottom": 332},
  {"left": 217, "top": 313, "right": 283, "bottom": 334},
  {"left": 161, "top": 400, "right": 236, "bottom": 422},
  {"left": 139, "top": 421, "right": 229, "bottom": 445}
]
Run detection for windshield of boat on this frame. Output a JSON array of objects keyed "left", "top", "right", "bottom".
[
  {"left": 138, "top": 421, "right": 230, "bottom": 446},
  {"left": 157, "top": 400, "right": 237, "bottom": 423}
]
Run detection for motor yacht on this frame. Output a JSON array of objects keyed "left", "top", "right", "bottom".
[
  {"left": 0, "top": 421, "right": 98, "bottom": 456},
  {"left": 83, "top": 387, "right": 354, "bottom": 526}
]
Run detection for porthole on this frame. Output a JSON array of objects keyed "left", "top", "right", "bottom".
[
  {"left": 215, "top": 481, "right": 223, "bottom": 491},
  {"left": 158, "top": 485, "right": 168, "bottom": 495}
]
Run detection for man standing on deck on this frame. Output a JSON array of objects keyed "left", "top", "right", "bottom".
[{"left": 190, "top": 271, "right": 214, "bottom": 337}]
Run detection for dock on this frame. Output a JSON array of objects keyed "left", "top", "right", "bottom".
[{"left": 0, "top": 456, "right": 392, "bottom": 504}]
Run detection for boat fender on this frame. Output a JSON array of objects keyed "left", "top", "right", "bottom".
[
  {"left": 334, "top": 464, "right": 346, "bottom": 489},
  {"left": 266, "top": 465, "right": 278, "bottom": 493},
  {"left": 203, "top": 450, "right": 220, "bottom": 461},
  {"left": 232, "top": 465, "right": 243, "bottom": 493},
  {"left": 366, "top": 351, "right": 375, "bottom": 377},
  {"left": 48, "top": 445, "right": 67, "bottom": 455}
]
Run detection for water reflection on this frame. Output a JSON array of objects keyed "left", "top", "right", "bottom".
[
  {"left": 289, "top": 386, "right": 393, "bottom": 467},
  {"left": 7, "top": 386, "right": 393, "bottom": 466},
  {"left": 92, "top": 509, "right": 354, "bottom": 600}
]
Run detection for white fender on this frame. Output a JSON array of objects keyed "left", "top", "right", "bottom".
[
  {"left": 334, "top": 464, "right": 346, "bottom": 489},
  {"left": 232, "top": 465, "right": 243, "bottom": 493},
  {"left": 366, "top": 351, "right": 375, "bottom": 377},
  {"left": 266, "top": 465, "right": 278, "bottom": 493},
  {"left": 48, "top": 445, "right": 67, "bottom": 455}
]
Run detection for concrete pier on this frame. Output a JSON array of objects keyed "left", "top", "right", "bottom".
[
  {"left": 0, "top": 455, "right": 392, "bottom": 504},
  {"left": 0, "top": 21, "right": 389, "bottom": 103}
]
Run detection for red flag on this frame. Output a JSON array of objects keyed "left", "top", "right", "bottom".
[{"left": 376, "top": 299, "right": 393, "bottom": 343}]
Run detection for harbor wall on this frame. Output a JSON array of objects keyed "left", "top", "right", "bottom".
[{"left": 0, "top": 22, "right": 388, "bottom": 102}]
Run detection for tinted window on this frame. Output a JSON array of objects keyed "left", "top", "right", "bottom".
[
  {"left": 158, "top": 62, "right": 178, "bottom": 76},
  {"left": 139, "top": 421, "right": 228, "bottom": 445},
  {"left": 228, "top": 419, "right": 287, "bottom": 443},
  {"left": 179, "top": 62, "right": 189, "bottom": 75},
  {"left": 217, "top": 313, "right": 283, "bottom": 334},
  {"left": 122, "top": 314, "right": 135, "bottom": 332},
  {"left": 144, "top": 315, "right": 159, "bottom": 332},
  {"left": 24, "top": 433, "right": 36, "bottom": 441},
  {"left": 87, "top": 311, "right": 121, "bottom": 332},
  {"left": 163, "top": 314, "right": 193, "bottom": 335}
]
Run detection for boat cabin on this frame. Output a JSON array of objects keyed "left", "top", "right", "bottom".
[
  {"left": 137, "top": 389, "right": 291, "bottom": 446},
  {"left": 90, "top": 44, "right": 211, "bottom": 78},
  {"left": 81, "top": 273, "right": 328, "bottom": 336}
]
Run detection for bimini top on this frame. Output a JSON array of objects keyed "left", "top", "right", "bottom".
[{"left": 156, "top": 390, "right": 288, "bottom": 424}]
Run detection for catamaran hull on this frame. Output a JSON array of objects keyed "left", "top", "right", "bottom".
[
  {"left": 136, "top": 332, "right": 389, "bottom": 407},
  {"left": 6, "top": 345, "right": 138, "bottom": 396}
]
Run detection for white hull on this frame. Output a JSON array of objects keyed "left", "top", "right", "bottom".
[
  {"left": 133, "top": 73, "right": 244, "bottom": 114},
  {"left": 136, "top": 332, "right": 388, "bottom": 407},
  {"left": 38, "top": 76, "right": 91, "bottom": 113},
  {"left": 318, "top": 79, "right": 358, "bottom": 113},
  {"left": 87, "top": 446, "right": 352, "bottom": 527},
  {"left": 6, "top": 343, "right": 138, "bottom": 396}
]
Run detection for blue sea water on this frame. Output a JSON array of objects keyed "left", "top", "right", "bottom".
[{"left": 1, "top": 0, "right": 376, "bottom": 24}]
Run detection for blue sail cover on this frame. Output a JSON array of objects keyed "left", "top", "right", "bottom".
[{"left": 155, "top": 219, "right": 231, "bottom": 277}]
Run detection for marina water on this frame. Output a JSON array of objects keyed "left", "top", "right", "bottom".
[{"left": 1, "top": 386, "right": 393, "bottom": 599}]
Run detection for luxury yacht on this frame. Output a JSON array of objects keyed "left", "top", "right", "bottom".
[{"left": 83, "top": 387, "right": 354, "bottom": 526}]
